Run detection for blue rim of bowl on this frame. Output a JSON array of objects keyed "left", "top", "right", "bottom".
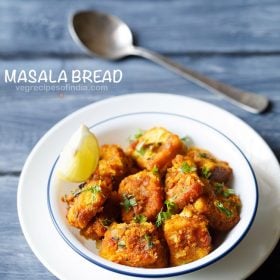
[{"left": 47, "top": 111, "right": 258, "bottom": 278}]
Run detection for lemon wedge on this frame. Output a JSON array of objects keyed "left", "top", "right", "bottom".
[{"left": 56, "top": 124, "right": 100, "bottom": 182}]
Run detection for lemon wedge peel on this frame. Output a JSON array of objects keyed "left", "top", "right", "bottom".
[{"left": 56, "top": 124, "right": 100, "bottom": 183}]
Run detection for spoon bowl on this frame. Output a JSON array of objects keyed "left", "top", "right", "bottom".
[{"left": 72, "top": 11, "right": 133, "bottom": 60}]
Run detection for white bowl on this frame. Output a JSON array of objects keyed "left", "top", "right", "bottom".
[{"left": 48, "top": 110, "right": 258, "bottom": 278}]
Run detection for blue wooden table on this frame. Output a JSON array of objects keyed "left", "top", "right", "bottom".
[{"left": 0, "top": 0, "right": 279, "bottom": 279}]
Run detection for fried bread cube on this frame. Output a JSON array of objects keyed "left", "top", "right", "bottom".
[
  {"left": 163, "top": 206, "right": 212, "bottom": 266},
  {"left": 186, "top": 147, "right": 232, "bottom": 183},
  {"left": 96, "top": 144, "right": 133, "bottom": 187},
  {"left": 194, "top": 182, "right": 241, "bottom": 231},
  {"left": 80, "top": 191, "right": 121, "bottom": 240},
  {"left": 99, "top": 222, "right": 168, "bottom": 268},
  {"left": 118, "top": 170, "right": 164, "bottom": 222},
  {"left": 65, "top": 174, "right": 112, "bottom": 229},
  {"left": 165, "top": 155, "right": 204, "bottom": 210},
  {"left": 128, "top": 127, "right": 186, "bottom": 172}
]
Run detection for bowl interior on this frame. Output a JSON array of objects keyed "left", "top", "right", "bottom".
[{"left": 48, "top": 112, "right": 257, "bottom": 276}]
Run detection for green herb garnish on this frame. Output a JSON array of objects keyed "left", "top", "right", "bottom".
[
  {"left": 137, "top": 147, "right": 146, "bottom": 155},
  {"left": 214, "top": 182, "right": 224, "bottom": 194},
  {"left": 201, "top": 167, "right": 212, "bottom": 179},
  {"left": 199, "top": 152, "right": 208, "bottom": 158},
  {"left": 155, "top": 200, "right": 178, "bottom": 227},
  {"left": 101, "top": 218, "right": 112, "bottom": 227},
  {"left": 136, "top": 142, "right": 146, "bottom": 156},
  {"left": 129, "top": 129, "right": 144, "bottom": 143},
  {"left": 144, "top": 234, "right": 154, "bottom": 249},
  {"left": 134, "top": 129, "right": 144, "bottom": 139},
  {"left": 133, "top": 214, "right": 147, "bottom": 223},
  {"left": 179, "top": 162, "right": 197, "bottom": 173},
  {"left": 181, "top": 136, "right": 192, "bottom": 146},
  {"left": 215, "top": 201, "right": 233, "bottom": 217},
  {"left": 71, "top": 181, "right": 103, "bottom": 203},
  {"left": 223, "top": 188, "right": 235, "bottom": 198},
  {"left": 155, "top": 211, "right": 171, "bottom": 227},
  {"left": 87, "top": 184, "right": 103, "bottom": 202},
  {"left": 152, "top": 166, "right": 159, "bottom": 175},
  {"left": 165, "top": 200, "right": 177, "bottom": 214},
  {"left": 214, "top": 182, "right": 235, "bottom": 197},
  {"left": 117, "top": 240, "right": 126, "bottom": 248},
  {"left": 121, "top": 194, "right": 137, "bottom": 212}
]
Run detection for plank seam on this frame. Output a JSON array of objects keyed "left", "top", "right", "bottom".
[{"left": 2, "top": 51, "right": 280, "bottom": 60}]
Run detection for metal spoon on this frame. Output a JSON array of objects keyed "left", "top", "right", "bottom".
[{"left": 69, "top": 10, "right": 269, "bottom": 113}]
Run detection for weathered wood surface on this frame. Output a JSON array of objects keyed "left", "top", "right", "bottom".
[
  {"left": 1, "top": 55, "right": 279, "bottom": 172},
  {"left": 0, "top": 0, "right": 279, "bottom": 279},
  {"left": 0, "top": 176, "right": 56, "bottom": 280},
  {"left": 1, "top": 0, "right": 280, "bottom": 56}
]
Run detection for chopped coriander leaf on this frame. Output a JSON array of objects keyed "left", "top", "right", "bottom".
[
  {"left": 88, "top": 184, "right": 102, "bottom": 194},
  {"left": 156, "top": 200, "right": 178, "bottom": 227},
  {"left": 155, "top": 211, "right": 171, "bottom": 227},
  {"left": 201, "top": 167, "right": 212, "bottom": 179},
  {"left": 215, "top": 201, "right": 233, "bottom": 217},
  {"left": 129, "top": 129, "right": 145, "bottom": 143},
  {"left": 164, "top": 200, "right": 177, "bottom": 214},
  {"left": 181, "top": 136, "right": 192, "bottom": 146},
  {"left": 179, "top": 162, "right": 197, "bottom": 173},
  {"left": 137, "top": 147, "right": 146, "bottom": 155},
  {"left": 72, "top": 181, "right": 103, "bottom": 202},
  {"left": 134, "top": 129, "right": 144, "bottom": 139},
  {"left": 136, "top": 142, "right": 146, "bottom": 156},
  {"left": 101, "top": 218, "right": 112, "bottom": 227},
  {"left": 117, "top": 240, "right": 126, "bottom": 248},
  {"left": 223, "top": 188, "right": 235, "bottom": 197},
  {"left": 87, "top": 183, "right": 103, "bottom": 202},
  {"left": 144, "top": 234, "right": 154, "bottom": 249},
  {"left": 152, "top": 166, "right": 159, "bottom": 175},
  {"left": 214, "top": 183, "right": 235, "bottom": 197},
  {"left": 199, "top": 152, "right": 208, "bottom": 158},
  {"left": 133, "top": 214, "right": 147, "bottom": 223},
  {"left": 214, "top": 182, "right": 224, "bottom": 194},
  {"left": 120, "top": 194, "right": 137, "bottom": 212}
]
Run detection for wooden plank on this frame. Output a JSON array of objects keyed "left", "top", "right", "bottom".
[
  {"left": 1, "top": 0, "right": 280, "bottom": 55},
  {"left": 0, "top": 176, "right": 56, "bottom": 280},
  {"left": 0, "top": 54, "right": 280, "bottom": 172}
]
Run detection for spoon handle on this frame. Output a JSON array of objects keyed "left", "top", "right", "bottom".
[{"left": 133, "top": 47, "right": 269, "bottom": 113}]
